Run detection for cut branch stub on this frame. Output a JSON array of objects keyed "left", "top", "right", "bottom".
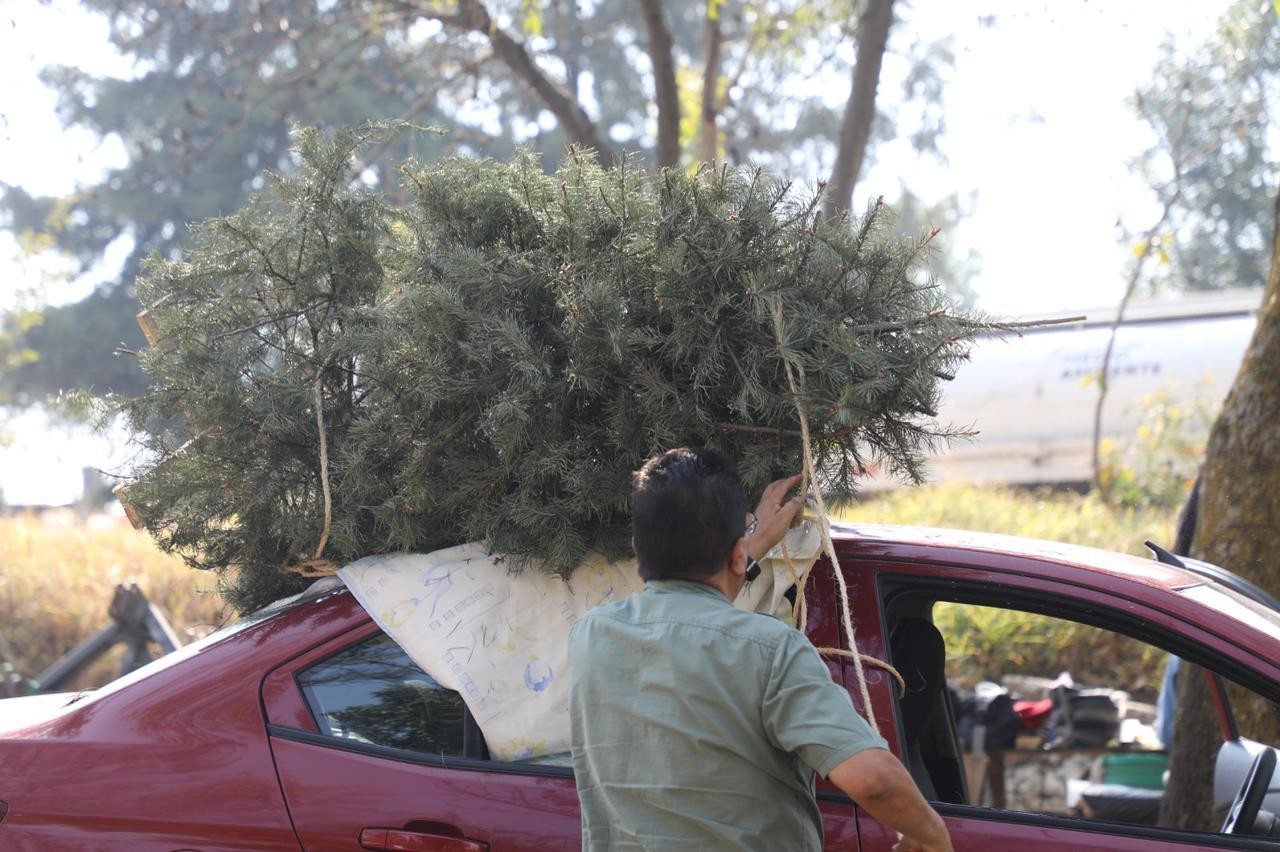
[
  {"left": 113, "top": 482, "right": 146, "bottom": 530},
  {"left": 136, "top": 309, "right": 160, "bottom": 348},
  {"left": 135, "top": 293, "right": 174, "bottom": 348},
  {"left": 113, "top": 433, "right": 208, "bottom": 530},
  {"left": 135, "top": 297, "right": 209, "bottom": 430}
]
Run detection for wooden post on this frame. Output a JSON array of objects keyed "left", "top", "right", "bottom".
[{"left": 35, "top": 584, "right": 182, "bottom": 692}]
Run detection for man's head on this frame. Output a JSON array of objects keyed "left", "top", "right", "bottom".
[{"left": 631, "top": 447, "right": 749, "bottom": 581}]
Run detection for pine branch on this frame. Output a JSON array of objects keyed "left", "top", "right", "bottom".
[{"left": 208, "top": 300, "right": 330, "bottom": 342}]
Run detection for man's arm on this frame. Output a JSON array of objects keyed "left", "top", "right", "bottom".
[{"left": 828, "top": 748, "right": 952, "bottom": 852}]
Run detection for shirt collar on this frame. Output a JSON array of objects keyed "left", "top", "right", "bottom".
[{"left": 645, "top": 578, "right": 732, "bottom": 604}]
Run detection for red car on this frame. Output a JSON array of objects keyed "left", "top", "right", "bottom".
[{"left": 4, "top": 524, "right": 1280, "bottom": 851}]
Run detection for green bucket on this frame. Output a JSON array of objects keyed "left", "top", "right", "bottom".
[{"left": 1102, "top": 752, "right": 1169, "bottom": 790}]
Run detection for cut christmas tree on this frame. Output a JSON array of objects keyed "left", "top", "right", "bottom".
[{"left": 113, "top": 125, "right": 1003, "bottom": 613}]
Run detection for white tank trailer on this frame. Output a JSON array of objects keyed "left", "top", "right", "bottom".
[{"left": 918, "top": 289, "right": 1262, "bottom": 487}]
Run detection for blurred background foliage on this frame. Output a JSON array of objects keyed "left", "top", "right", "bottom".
[
  {"left": 0, "top": 0, "right": 971, "bottom": 407},
  {"left": 842, "top": 483, "right": 1181, "bottom": 701},
  {"left": 1097, "top": 384, "right": 1218, "bottom": 510}
]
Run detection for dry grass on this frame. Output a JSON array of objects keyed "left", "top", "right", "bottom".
[
  {"left": 841, "top": 483, "right": 1180, "bottom": 557},
  {"left": 0, "top": 511, "right": 230, "bottom": 690},
  {"left": 0, "top": 484, "right": 1184, "bottom": 695}
]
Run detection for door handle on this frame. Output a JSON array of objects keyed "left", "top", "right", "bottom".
[{"left": 360, "top": 827, "right": 489, "bottom": 851}]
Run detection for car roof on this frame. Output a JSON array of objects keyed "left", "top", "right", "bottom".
[{"left": 830, "top": 521, "right": 1214, "bottom": 594}]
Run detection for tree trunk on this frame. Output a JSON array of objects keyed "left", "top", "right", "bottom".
[
  {"left": 638, "top": 0, "right": 681, "bottom": 170},
  {"left": 422, "top": 0, "right": 618, "bottom": 165},
  {"left": 1159, "top": 191, "right": 1280, "bottom": 823},
  {"left": 556, "top": 0, "right": 583, "bottom": 103},
  {"left": 823, "top": 0, "right": 894, "bottom": 221},
  {"left": 1159, "top": 665, "right": 1224, "bottom": 830},
  {"left": 699, "top": 6, "right": 724, "bottom": 165}
]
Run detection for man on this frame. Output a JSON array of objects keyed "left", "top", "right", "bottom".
[{"left": 568, "top": 447, "right": 952, "bottom": 851}]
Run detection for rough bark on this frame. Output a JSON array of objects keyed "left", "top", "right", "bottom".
[
  {"left": 1198, "top": 191, "right": 1280, "bottom": 742},
  {"left": 412, "top": 0, "right": 618, "bottom": 165},
  {"left": 699, "top": 6, "right": 724, "bottom": 165},
  {"left": 638, "top": 0, "right": 681, "bottom": 170},
  {"left": 1159, "top": 191, "right": 1280, "bottom": 824},
  {"left": 823, "top": 0, "right": 894, "bottom": 221}
]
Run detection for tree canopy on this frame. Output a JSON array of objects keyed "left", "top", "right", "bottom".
[
  {"left": 117, "top": 125, "right": 998, "bottom": 611},
  {"left": 1131, "top": 0, "right": 1279, "bottom": 293}
]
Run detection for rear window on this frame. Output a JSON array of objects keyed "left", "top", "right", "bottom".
[{"left": 296, "top": 632, "right": 467, "bottom": 756}]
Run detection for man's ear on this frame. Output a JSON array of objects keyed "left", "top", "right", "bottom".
[{"left": 728, "top": 536, "right": 749, "bottom": 579}]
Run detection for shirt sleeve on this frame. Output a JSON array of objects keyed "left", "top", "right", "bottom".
[{"left": 761, "top": 629, "right": 889, "bottom": 778}]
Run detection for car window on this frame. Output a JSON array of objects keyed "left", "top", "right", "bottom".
[
  {"left": 927, "top": 603, "right": 1168, "bottom": 814},
  {"left": 297, "top": 632, "right": 467, "bottom": 757},
  {"left": 899, "top": 598, "right": 1280, "bottom": 842}
]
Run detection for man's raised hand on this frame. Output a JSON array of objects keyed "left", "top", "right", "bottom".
[{"left": 747, "top": 474, "right": 806, "bottom": 560}]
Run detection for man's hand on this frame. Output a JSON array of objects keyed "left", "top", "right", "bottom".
[
  {"left": 747, "top": 473, "right": 805, "bottom": 560},
  {"left": 894, "top": 833, "right": 948, "bottom": 852}
]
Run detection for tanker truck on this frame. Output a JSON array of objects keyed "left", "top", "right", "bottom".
[{"left": 922, "top": 288, "right": 1262, "bottom": 487}]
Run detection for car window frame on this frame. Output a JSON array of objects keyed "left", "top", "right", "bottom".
[
  {"left": 293, "top": 630, "right": 475, "bottom": 758},
  {"left": 260, "top": 618, "right": 576, "bottom": 781},
  {"left": 873, "top": 570, "right": 1280, "bottom": 850}
]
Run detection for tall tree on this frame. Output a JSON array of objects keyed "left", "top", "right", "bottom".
[
  {"left": 823, "top": 0, "right": 893, "bottom": 220},
  {"left": 1159, "top": 184, "right": 1280, "bottom": 835},
  {"left": 1141, "top": 5, "right": 1280, "bottom": 826},
  {"left": 2, "top": 0, "right": 960, "bottom": 406}
]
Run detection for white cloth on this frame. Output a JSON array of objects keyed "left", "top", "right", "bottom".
[{"left": 339, "top": 522, "right": 821, "bottom": 761}]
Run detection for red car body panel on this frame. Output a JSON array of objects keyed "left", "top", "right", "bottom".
[
  {"left": 3, "top": 525, "right": 1280, "bottom": 850},
  {"left": 0, "top": 609, "right": 306, "bottom": 850}
]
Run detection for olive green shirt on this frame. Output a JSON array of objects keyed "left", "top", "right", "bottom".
[{"left": 568, "top": 579, "right": 887, "bottom": 851}]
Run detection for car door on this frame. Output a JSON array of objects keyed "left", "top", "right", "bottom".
[
  {"left": 262, "top": 573, "right": 866, "bottom": 851},
  {"left": 844, "top": 554, "right": 1280, "bottom": 852},
  {"left": 262, "top": 620, "right": 581, "bottom": 851}
]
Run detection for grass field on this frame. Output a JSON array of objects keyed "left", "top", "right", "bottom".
[
  {"left": 0, "top": 510, "right": 229, "bottom": 690},
  {"left": 0, "top": 484, "right": 1183, "bottom": 694},
  {"left": 840, "top": 483, "right": 1180, "bottom": 557}
]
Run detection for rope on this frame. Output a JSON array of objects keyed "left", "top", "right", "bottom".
[
  {"left": 783, "top": 531, "right": 903, "bottom": 697},
  {"left": 280, "top": 371, "right": 340, "bottom": 578},
  {"left": 771, "top": 304, "right": 903, "bottom": 734},
  {"left": 313, "top": 371, "right": 333, "bottom": 559},
  {"left": 782, "top": 532, "right": 903, "bottom": 697}
]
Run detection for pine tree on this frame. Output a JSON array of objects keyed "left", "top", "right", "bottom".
[{"left": 117, "top": 126, "right": 999, "bottom": 612}]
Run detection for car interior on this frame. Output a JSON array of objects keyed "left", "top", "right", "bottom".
[{"left": 884, "top": 584, "right": 1280, "bottom": 842}]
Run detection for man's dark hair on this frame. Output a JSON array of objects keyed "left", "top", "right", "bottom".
[{"left": 631, "top": 447, "right": 748, "bottom": 581}]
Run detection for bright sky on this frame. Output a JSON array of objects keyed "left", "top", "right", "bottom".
[
  {"left": 0, "top": 0, "right": 1236, "bottom": 504},
  {"left": 864, "top": 0, "right": 1231, "bottom": 314}
]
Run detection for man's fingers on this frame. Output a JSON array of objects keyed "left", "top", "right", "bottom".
[{"left": 761, "top": 473, "right": 803, "bottom": 506}]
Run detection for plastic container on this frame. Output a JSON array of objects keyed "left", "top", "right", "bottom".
[{"left": 1102, "top": 752, "right": 1169, "bottom": 790}]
